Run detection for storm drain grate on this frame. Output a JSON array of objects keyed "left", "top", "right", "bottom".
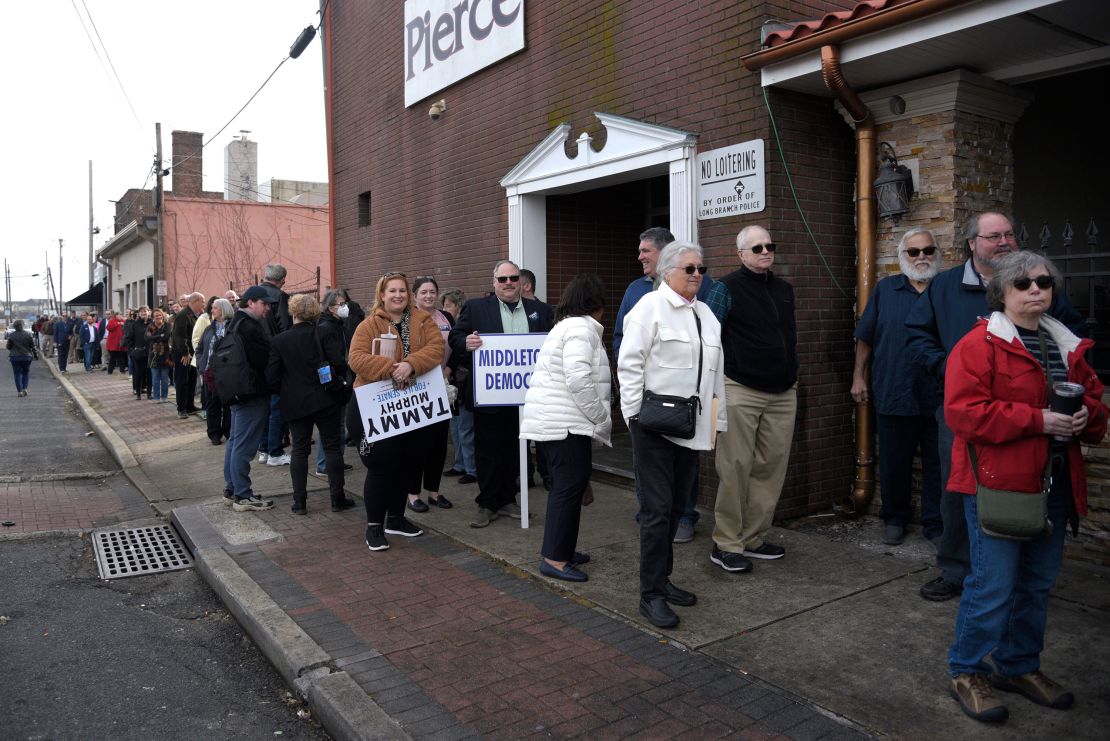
[{"left": 93, "top": 524, "right": 194, "bottom": 579}]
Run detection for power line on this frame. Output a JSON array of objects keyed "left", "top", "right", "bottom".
[
  {"left": 79, "top": 0, "right": 143, "bottom": 130},
  {"left": 68, "top": 0, "right": 143, "bottom": 132}
]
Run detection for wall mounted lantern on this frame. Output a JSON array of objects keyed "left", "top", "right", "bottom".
[{"left": 873, "top": 142, "right": 914, "bottom": 223}]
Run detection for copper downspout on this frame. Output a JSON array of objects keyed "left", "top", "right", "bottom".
[
  {"left": 820, "top": 45, "right": 877, "bottom": 514},
  {"left": 322, "top": 0, "right": 337, "bottom": 291}
]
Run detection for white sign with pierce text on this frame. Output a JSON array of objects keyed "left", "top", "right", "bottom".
[
  {"left": 355, "top": 368, "right": 452, "bottom": 442},
  {"left": 472, "top": 332, "right": 546, "bottom": 407},
  {"left": 697, "top": 139, "right": 766, "bottom": 219},
  {"left": 404, "top": 0, "right": 526, "bottom": 106}
]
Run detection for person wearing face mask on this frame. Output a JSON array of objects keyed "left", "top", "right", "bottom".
[
  {"left": 128, "top": 306, "right": 152, "bottom": 399},
  {"left": 312, "top": 289, "right": 355, "bottom": 477},
  {"left": 405, "top": 276, "right": 455, "bottom": 512}
]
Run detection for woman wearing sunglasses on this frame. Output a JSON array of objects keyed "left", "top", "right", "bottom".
[
  {"left": 943, "top": 251, "right": 1106, "bottom": 723},
  {"left": 348, "top": 272, "right": 445, "bottom": 551},
  {"left": 617, "top": 241, "right": 726, "bottom": 630}
]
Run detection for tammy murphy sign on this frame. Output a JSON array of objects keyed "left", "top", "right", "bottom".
[
  {"left": 404, "top": 0, "right": 526, "bottom": 106},
  {"left": 697, "top": 139, "right": 766, "bottom": 220}
]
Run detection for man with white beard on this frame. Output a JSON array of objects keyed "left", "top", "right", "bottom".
[{"left": 852, "top": 228, "right": 943, "bottom": 546}]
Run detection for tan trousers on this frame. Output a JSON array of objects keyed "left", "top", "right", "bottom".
[{"left": 713, "top": 379, "right": 797, "bottom": 553}]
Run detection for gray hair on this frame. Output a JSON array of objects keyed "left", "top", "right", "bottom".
[
  {"left": 657, "top": 241, "right": 704, "bottom": 280},
  {"left": 898, "top": 227, "right": 937, "bottom": 252},
  {"left": 639, "top": 227, "right": 674, "bottom": 251},
  {"left": 321, "top": 288, "right": 344, "bottom": 311},
  {"left": 963, "top": 211, "right": 1014, "bottom": 252},
  {"left": 212, "top": 298, "right": 234, "bottom": 320},
  {"left": 736, "top": 225, "right": 771, "bottom": 250},
  {"left": 986, "top": 251, "right": 1063, "bottom": 312},
  {"left": 492, "top": 259, "right": 519, "bottom": 276},
  {"left": 186, "top": 291, "right": 205, "bottom": 303},
  {"left": 264, "top": 264, "right": 288, "bottom": 282}
]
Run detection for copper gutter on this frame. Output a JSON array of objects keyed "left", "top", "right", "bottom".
[
  {"left": 820, "top": 45, "right": 876, "bottom": 514},
  {"left": 742, "top": 0, "right": 973, "bottom": 71},
  {"left": 322, "top": 0, "right": 337, "bottom": 292}
]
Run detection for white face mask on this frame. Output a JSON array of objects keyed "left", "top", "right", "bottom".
[{"left": 335, "top": 304, "right": 350, "bottom": 319}]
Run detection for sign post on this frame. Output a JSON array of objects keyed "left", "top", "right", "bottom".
[{"left": 472, "top": 332, "right": 547, "bottom": 528}]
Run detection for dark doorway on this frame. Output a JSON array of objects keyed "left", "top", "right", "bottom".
[{"left": 545, "top": 175, "right": 669, "bottom": 476}]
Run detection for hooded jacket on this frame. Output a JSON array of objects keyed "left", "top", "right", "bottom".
[{"left": 944, "top": 313, "right": 1107, "bottom": 515}]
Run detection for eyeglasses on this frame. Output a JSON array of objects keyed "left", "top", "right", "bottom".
[
  {"left": 904, "top": 246, "right": 937, "bottom": 258},
  {"left": 976, "top": 232, "right": 1016, "bottom": 244},
  {"left": 682, "top": 265, "right": 708, "bottom": 275},
  {"left": 1013, "top": 275, "right": 1053, "bottom": 291},
  {"left": 742, "top": 243, "right": 777, "bottom": 254},
  {"left": 495, "top": 275, "right": 521, "bottom": 283}
]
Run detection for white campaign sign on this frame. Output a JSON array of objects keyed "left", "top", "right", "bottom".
[
  {"left": 472, "top": 332, "right": 546, "bottom": 407},
  {"left": 697, "top": 139, "right": 766, "bottom": 219},
  {"left": 355, "top": 368, "right": 452, "bottom": 442},
  {"left": 404, "top": 0, "right": 526, "bottom": 106}
]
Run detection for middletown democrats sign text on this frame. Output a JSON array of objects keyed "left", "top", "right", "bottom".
[
  {"left": 404, "top": 0, "right": 526, "bottom": 107},
  {"left": 355, "top": 368, "right": 452, "bottom": 442},
  {"left": 472, "top": 333, "right": 546, "bottom": 407}
]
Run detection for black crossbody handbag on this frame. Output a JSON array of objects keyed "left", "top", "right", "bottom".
[{"left": 637, "top": 312, "right": 703, "bottom": 440}]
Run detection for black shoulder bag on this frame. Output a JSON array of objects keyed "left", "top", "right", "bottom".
[
  {"left": 637, "top": 311, "right": 702, "bottom": 440},
  {"left": 971, "top": 329, "right": 1053, "bottom": 540}
]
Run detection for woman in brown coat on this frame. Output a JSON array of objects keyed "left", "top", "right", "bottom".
[{"left": 349, "top": 272, "right": 445, "bottom": 551}]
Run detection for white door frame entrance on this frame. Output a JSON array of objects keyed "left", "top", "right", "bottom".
[{"left": 499, "top": 112, "right": 699, "bottom": 301}]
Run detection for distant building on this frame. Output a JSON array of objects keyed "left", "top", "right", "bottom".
[
  {"left": 270, "top": 178, "right": 329, "bottom": 207},
  {"left": 225, "top": 132, "right": 259, "bottom": 201}
]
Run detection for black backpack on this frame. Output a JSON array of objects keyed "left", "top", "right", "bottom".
[{"left": 211, "top": 316, "right": 258, "bottom": 404}]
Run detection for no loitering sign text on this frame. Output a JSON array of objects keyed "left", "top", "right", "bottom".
[{"left": 697, "top": 139, "right": 766, "bottom": 220}]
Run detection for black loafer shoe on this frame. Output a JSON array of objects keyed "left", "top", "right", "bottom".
[
  {"left": 540, "top": 560, "right": 588, "bottom": 582},
  {"left": 291, "top": 505, "right": 307, "bottom": 516},
  {"left": 663, "top": 581, "right": 697, "bottom": 607},
  {"left": 428, "top": 495, "right": 453, "bottom": 509},
  {"left": 443, "top": 468, "right": 464, "bottom": 477},
  {"left": 920, "top": 576, "right": 963, "bottom": 602},
  {"left": 570, "top": 551, "right": 590, "bottom": 565},
  {"left": 331, "top": 497, "right": 357, "bottom": 512},
  {"left": 457, "top": 474, "right": 478, "bottom": 484},
  {"left": 639, "top": 597, "right": 679, "bottom": 629},
  {"left": 408, "top": 498, "right": 429, "bottom": 513}
]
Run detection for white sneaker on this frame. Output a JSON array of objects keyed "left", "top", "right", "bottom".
[
  {"left": 266, "top": 454, "right": 291, "bottom": 466},
  {"left": 258, "top": 452, "right": 268, "bottom": 463}
]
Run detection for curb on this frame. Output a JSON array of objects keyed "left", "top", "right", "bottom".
[
  {"left": 45, "top": 359, "right": 138, "bottom": 470},
  {"left": 171, "top": 505, "right": 409, "bottom": 741}
]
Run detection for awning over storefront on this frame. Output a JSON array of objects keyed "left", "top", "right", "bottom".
[
  {"left": 742, "top": 0, "right": 1110, "bottom": 94},
  {"left": 66, "top": 283, "right": 104, "bottom": 309}
]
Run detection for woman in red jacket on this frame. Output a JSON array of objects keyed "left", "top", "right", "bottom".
[
  {"left": 943, "top": 251, "right": 1107, "bottom": 724},
  {"left": 105, "top": 311, "right": 127, "bottom": 375}
]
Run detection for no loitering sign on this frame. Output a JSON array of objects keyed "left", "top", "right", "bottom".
[{"left": 697, "top": 139, "right": 766, "bottom": 220}]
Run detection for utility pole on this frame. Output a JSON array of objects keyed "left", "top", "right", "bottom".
[
  {"left": 89, "top": 160, "right": 95, "bottom": 285},
  {"left": 58, "top": 238, "right": 64, "bottom": 309},
  {"left": 154, "top": 122, "right": 164, "bottom": 309},
  {"left": 4, "top": 259, "right": 10, "bottom": 324}
]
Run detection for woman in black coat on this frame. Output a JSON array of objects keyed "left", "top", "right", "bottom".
[
  {"left": 198, "top": 298, "right": 234, "bottom": 444},
  {"left": 128, "top": 307, "right": 152, "bottom": 399},
  {"left": 314, "top": 290, "right": 353, "bottom": 474},
  {"left": 266, "top": 294, "right": 355, "bottom": 515}
]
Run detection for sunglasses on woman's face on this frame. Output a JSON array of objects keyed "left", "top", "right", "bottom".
[
  {"left": 744, "top": 243, "right": 776, "bottom": 254},
  {"left": 1013, "top": 275, "right": 1053, "bottom": 291},
  {"left": 904, "top": 246, "right": 937, "bottom": 258},
  {"left": 682, "top": 264, "right": 708, "bottom": 275}
]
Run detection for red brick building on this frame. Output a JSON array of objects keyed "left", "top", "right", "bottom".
[{"left": 324, "top": 0, "right": 1110, "bottom": 544}]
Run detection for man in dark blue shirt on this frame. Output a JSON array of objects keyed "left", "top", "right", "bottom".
[{"left": 853, "top": 228, "right": 943, "bottom": 548}]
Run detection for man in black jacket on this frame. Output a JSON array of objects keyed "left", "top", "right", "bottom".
[
  {"left": 172, "top": 292, "right": 205, "bottom": 418},
  {"left": 710, "top": 225, "right": 798, "bottom": 574},
  {"left": 448, "top": 259, "right": 554, "bottom": 528},
  {"left": 222, "top": 286, "right": 276, "bottom": 511},
  {"left": 256, "top": 264, "right": 293, "bottom": 465}
]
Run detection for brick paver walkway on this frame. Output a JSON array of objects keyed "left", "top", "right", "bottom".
[
  {"left": 226, "top": 506, "right": 863, "bottom": 740},
  {"left": 0, "top": 474, "right": 153, "bottom": 535}
]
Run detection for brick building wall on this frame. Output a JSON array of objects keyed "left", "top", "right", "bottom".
[{"left": 330, "top": 1, "right": 862, "bottom": 518}]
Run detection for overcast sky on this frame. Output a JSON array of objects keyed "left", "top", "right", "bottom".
[{"left": 1, "top": 0, "right": 328, "bottom": 303}]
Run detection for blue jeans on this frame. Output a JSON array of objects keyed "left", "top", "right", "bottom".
[
  {"left": 150, "top": 366, "right": 169, "bottom": 400},
  {"left": 258, "top": 394, "right": 287, "bottom": 457},
  {"left": 451, "top": 407, "right": 477, "bottom": 475},
  {"left": 948, "top": 468, "right": 1069, "bottom": 677},
  {"left": 224, "top": 395, "right": 269, "bottom": 499},
  {"left": 10, "top": 356, "right": 32, "bottom": 391},
  {"left": 83, "top": 344, "right": 94, "bottom": 371}
]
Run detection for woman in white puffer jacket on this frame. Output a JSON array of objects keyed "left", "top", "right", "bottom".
[{"left": 521, "top": 274, "right": 612, "bottom": 583}]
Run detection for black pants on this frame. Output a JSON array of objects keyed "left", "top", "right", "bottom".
[
  {"left": 409, "top": 420, "right": 449, "bottom": 495},
  {"left": 57, "top": 341, "right": 70, "bottom": 371},
  {"left": 935, "top": 405, "right": 970, "bottom": 585},
  {"left": 205, "top": 383, "right": 231, "bottom": 441},
  {"left": 474, "top": 408, "right": 520, "bottom": 511},
  {"left": 630, "top": 419, "right": 699, "bottom": 600},
  {"left": 540, "top": 434, "right": 593, "bottom": 562},
  {"left": 107, "top": 350, "right": 128, "bottom": 374},
  {"left": 174, "top": 354, "right": 197, "bottom": 413},
  {"left": 877, "top": 412, "right": 942, "bottom": 534},
  {"left": 359, "top": 432, "right": 419, "bottom": 523},
  {"left": 131, "top": 356, "right": 150, "bottom": 397},
  {"left": 289, "top": 404, "right": 345, "bottom": 507}
]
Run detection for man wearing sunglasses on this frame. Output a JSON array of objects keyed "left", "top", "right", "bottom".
[
  {"left": 449, "top": 259, "right": 554, "bottom": 528},
  {"left": 852, "top": 228, "right": 943, "bottom": 548},
  {"left": 710, "top": 225, "right": 798, "bottom": 574},
  {"left": 906, "top": 211, "right": 1084, "bottom": 602}
]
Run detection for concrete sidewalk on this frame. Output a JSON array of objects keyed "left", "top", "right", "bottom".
[{"left": 53, "top": 360, "right": 1110, "bottom": 740}]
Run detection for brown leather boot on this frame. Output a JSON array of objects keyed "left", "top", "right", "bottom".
[{"left": 950, "top": 673, "right": 1008, "bottom": 723}]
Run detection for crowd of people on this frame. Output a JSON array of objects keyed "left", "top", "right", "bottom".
[{"left": 12, "top": 211, "right": 1102, "bottom": 728}]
